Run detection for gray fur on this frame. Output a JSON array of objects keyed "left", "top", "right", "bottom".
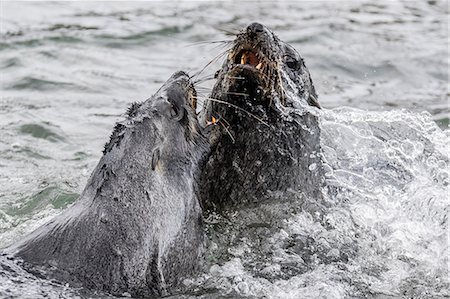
[{"left": 6, "top": 71, "right": 207, "bottom": 297}]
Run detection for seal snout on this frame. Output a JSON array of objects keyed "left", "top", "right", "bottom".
[
  {"left": 227, "top": 22, "right": 276, "bottom": 85},
  {"left": 227, "top": 22, "right": 274, "bottom": 72},
  {"left": 170, "top": 70, "right": 190, "bottom": 80},
  {"left": 247, "top": 22, "right": 265, "bottom": 38},
  {"left": 161, "top": 71, "right": 197, "bottom": 112}
]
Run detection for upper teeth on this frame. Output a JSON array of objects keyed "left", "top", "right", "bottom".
[
  {"left": 241, "top": 52, "right": 248, "bottom": 65},
  {"left": 239, "top": 51, "right": 263, "bottom": 70}
]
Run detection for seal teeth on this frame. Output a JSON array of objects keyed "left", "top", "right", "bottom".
[
  {"left": 241, "top": 52, "right": 248, "bottom": 65},
  {"left": 256, "top": 62, "right": 263, "bottom": 70},
  {"left": 239, "top": 50, "right": 261, "bottom": 67}
]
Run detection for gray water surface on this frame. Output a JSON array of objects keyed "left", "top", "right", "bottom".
[{"left": 0, "top": 1, "right": 448, "bottom": 299}]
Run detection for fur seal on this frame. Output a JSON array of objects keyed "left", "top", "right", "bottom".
[
  {"left": 200, "top": 22, "right": 325, "bottom": 212},
  {"left": 5, "top": 71, "right": 207, "bottom": 297}
]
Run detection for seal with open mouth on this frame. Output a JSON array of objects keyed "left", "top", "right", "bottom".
[
  {"left": 200, "top": 22, "right": 325, "bottom": 213},
  {"left": 5, "top": 72, "right": 207, "bottom": 297}
]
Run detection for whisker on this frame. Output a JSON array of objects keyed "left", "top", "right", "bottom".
[
  {"left": 196, "top": 92, "right": 213, "bottom": 97},
  {"left": 194, "top": 96, "right": 270, "bottom": 128},
  {"left": 193, "top": 75, "right": 216, "bottom": 85},
  {"left": 210, "top": 113, "right": 235, "bottom": 143},
  {"left": 192, "top": 48, "right": 230, "bottom": 82},
  {"left": 224, "top": 91, "right": 249, "bottom": 96},
  {"left": 214, "top": 26, "right": 240, "bottom": 36},
  {"left": 195, "top": 89, "right": 213, "bottom": 94},
  {"left": 219, "top": 120, "right": 235, "bottom": 143},
  {"left": 194, "top": 85, "right": 213, "bottom": 91},
  {"left": 185, "top": 40, "right": 233, "bottom": 47},
  {"left": 217, "top": 113, "right": 231, "bottom": 127},
  {"left": 226, "top": 76, "right": 246, "bottom": 80}
]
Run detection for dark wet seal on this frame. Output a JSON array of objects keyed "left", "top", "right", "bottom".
[
  {"left": 195, "top": 23, "right": 331, "bottom": 284},
  {"left": 199, "top": 22, "right": 325, "bottom": 213},
  {"left": 5, "top": 71, "right": 208, "bottom": 297}
]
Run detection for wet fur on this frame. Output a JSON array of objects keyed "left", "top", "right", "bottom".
[
  {"left": 6, "top": 72, "right": 208, "bottom": 297},
  {"left": 200, "top": 23, "right": 325, "bottom": 212}
]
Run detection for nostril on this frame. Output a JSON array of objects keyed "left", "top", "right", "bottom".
[{"left": 247, "top": 22, "right": 264, "bottom": 36}]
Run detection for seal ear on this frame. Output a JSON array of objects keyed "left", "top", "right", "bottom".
[
  {"left": 151, "top": 148, "right": 160, "bottom": 171},
  {"left": 308, "top": 93, "right": 321, "bottom": 109}
]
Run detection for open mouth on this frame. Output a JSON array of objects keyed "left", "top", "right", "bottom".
[{"left": 234, "top": 49, "right": 264, "bottom": 70}]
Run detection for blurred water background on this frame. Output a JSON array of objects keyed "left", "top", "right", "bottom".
[{"left": 0, "top": 1, "right": 448, "bottom": 298}]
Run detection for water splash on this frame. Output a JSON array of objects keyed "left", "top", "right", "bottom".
[{"left": 182, "top": 108, "right": 448, "bottom": 299}]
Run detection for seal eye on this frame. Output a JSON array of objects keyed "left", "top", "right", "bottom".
[{"left": 285, "top": 56, "right": 299, "bottom": 70}]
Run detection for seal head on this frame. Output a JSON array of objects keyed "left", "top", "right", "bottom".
[{"left": 206, "top": 22, "right": 320, "bottom": 115}]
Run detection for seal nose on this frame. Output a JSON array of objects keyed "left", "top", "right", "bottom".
[
  {"left": 247, "top": 22, "right": 265, "bottom": 39},
  {"left": 172, "top": 71, "right": 189, "bottom": 80},
  {"left": 169, "top": 71, "right": 190, "bottom": 86}
]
